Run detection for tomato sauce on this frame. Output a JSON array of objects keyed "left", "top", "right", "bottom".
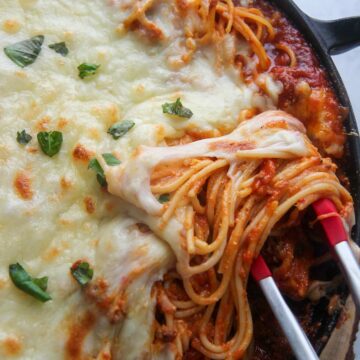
[{"left": 254, "top": 0, "right": 346, "bottom": 158}]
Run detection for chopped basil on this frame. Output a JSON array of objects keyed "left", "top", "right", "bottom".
[
  {"left": 88, "top": 158, "right": 107, "bottom": 187},
  {"left": 48, "top": 41, "right": 68, "bottom": 56},
  {"left": 162, "top": 98, "right": 193, "bottom": 119},
  {"left": 33, "top": 277, "right": 49, "bottom": 291},
  {"left": 71, "top": 262, "right": 93, "bottom": 286},
  {"left": 102, "top": 153, "right": 121, "bottom": 166},
  {"left": 37, "top": 131, "right": 63, "bottom": 157},
  {"left": 9, "top": 263, "right": 51, "bottom": 302},
  {"left": 4, "top": 35, "right": 44, "bottom": 68},
  {"left": 16, "top": 130, "right": 32, "bottom": 145},
  {"left": 107, "top": 120, "right": 135, "bottom": 140},
  {"left": 78, "top": 63, "right": 100, "bottom": 79},
  {"left": 158, "top": 194, "right": 170, "bottom": 203}
]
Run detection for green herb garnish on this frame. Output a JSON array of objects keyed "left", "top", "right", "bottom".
[
  {"left": 4, "top": 35, "right": 44, "bottom": 68},
  {"left": 9, "top": 263, "right": 51, "bottom": 302},
  {"left": 158, "top": 194, "right": 170, "bottom": 203},
  {"left": 71, "top": 261, "right": 93, "bottom": 286},
  {"left": 107, "top": 120, "right": 135, "bottom": 140},
  {"left": 37, "top": 131, "right": 63, "bottom": 157},
  {"left": 102, "top": 153, "right": 121, "bottom": 166},
  {"left": 17, "top": 130, "right": 32, "bottom": 145},
  {"left": 48, "top": 41, "right": 68, "bottom": 56},
  {"left": 78, "top": 63, "right": 100, "bottom": 79},
  {"left": 33, "top": 277, "right": 49, "bottom": 291},
  {"left": 88, "top": 158, "right": 106, "bottom": 187},
  {"left": 162, "top": 98, "right": 193, "bottom": 119}
]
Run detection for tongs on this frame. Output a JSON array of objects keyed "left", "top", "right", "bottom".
[
  {"left": 312, "top": 199, "right": 360, "bottom": 310},
  {"left": 251, "top": 198, "right": 360, "bottom": 360}
]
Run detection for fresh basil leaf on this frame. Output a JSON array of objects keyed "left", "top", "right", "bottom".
[
  {"left": 4, "top": 35, "right": 44, "bottom": 68},
  {"left": 162, "top": 98, "right": 193, "bottom": 119},
  {"left": 102, "top": 153, "right": 121, "bottom": 166},
  {"left": 17, "top": 130, "right": 32, "bottom": 145},
  {"left": 37, "top": 131, "right": 63, "bottom": 157},
  {"left": 71, "top": 262, "right": 93, "bottom": 286},
  {"left": 88, "top": 158, "right": 103, "bottom": 175},
  {"left": 33, "top": 277, "right": 48, "bottom": 291},
  {"left": 48, "top": 41, "right": 68, "bottom": 56},
  {"left": 88, "top": 158, "right": 107, "bottom": 187},
  {"left": 78, "top": 63, "right": 100, "bottom": 79},
  {"left": 9, "top": 263, "right": 52, "bottom": 302},
  {"left": 158, "top": 194, "right": 170, "bottom": 203},
  {"left": 107, "top": 120, "right": 135, "bottom": 140}
]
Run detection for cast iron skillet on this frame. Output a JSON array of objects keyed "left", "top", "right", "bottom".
[
  {"left": 269, "top": 0, "right": 360, "bottom": 356},
  {"left": 268, "top": 1, "right": 360, "bottom": 224}
]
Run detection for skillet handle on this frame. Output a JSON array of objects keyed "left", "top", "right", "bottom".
[{"left": 309, "top": 17, "right": 360, "bottom": 55}]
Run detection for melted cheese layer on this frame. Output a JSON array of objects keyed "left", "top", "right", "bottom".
[
  {"left": 0, "top": 0, "right": 281, "bottom": 358},
  {"left": 105, "top": 111, "right": 310, "bottom": 216},
  {"left": 104, "top": 110, "right": 312, "bottom": 281}
]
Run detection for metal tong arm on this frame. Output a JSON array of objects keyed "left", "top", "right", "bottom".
[{"left": 312, "top": 199, "right": 360, "bottom": 311}]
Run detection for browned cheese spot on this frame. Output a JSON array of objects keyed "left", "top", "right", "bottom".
[
  {"left": 14, "top": 171, "right": 33, "bottom": 200},
  {"left": 72, "top": 144, "right": 93, "bottom": 162},
  {"left": 57, "top": 117, "right": 70, "bottom": 129},
  {"left": 60, "top": 177, "right": 72, "bottom": 191},
  {"left": 26, "top": 147, "right": 38, "bottom": 154},
  {"left": 66, "top": 312, "right": 96, "bottom": 360},
  {"left": 84, "top": 196, "right": 96, "bottom": 214},
  {"left": 2, "top": 336, "right": 22, "bottom": 356},
  {"left": 35, "top": 116, "right": 51, "bottom": 131},
  {"left": 2, "top": 19, "right": 21, "bottom": 33},
  {"left": 42, "top": 247, "right": 61, "bottom": 262},
  {"left": 0, "top": 278, "right": 7, "bottom": 289}
]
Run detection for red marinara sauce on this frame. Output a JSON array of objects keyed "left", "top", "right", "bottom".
[{"left": 253, "top": 0, "right": 347, "bottom": 159}]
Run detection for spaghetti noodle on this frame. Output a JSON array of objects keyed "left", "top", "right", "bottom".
[
  {"left": 103, "top": 110, "right": 353, "bottom": 359},
  {"left": 275, "top": 43, "right": 297, "bottom": 67},
  {"left": 123, "top": 0, "right": 278, "bottom": 71}
]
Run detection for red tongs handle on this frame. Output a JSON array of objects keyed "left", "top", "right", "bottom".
[
  {"left": 250, "top": 198, "right": 360, "bottom": 360},
  {"left": 312, "top": 199, "right": 360, "bottom": 311},
  {"left": 312, "top": 198, "right": 347, "bottom": 246}
]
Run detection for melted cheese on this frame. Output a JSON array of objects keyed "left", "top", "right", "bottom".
[
  {"left": 104, "top": 111, "right": 310, "bottom": 217},
  {"left": 104, "top": 110, "right": 312, "bottom": 281},
  {"left": 0, "top": 0, "right": 282, "bottom": 358},
  {"left": 95, "top": 217, "right": 174, "bottom": 359}
]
